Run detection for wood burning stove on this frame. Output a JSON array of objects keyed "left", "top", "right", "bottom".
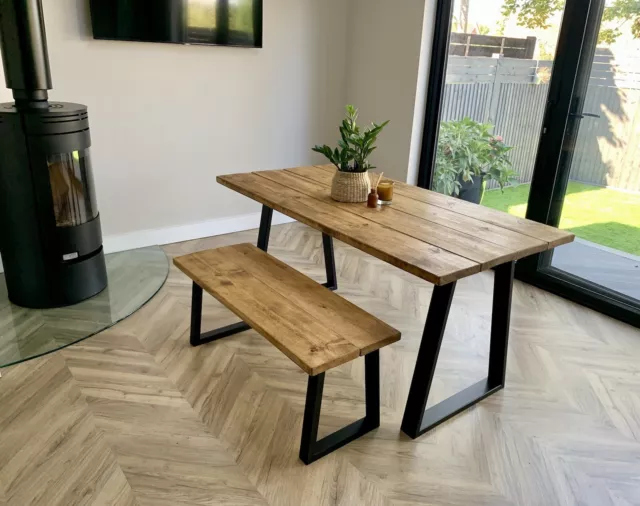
[{"left": 0, "top": 0, "right": 107, "bottom": 308}]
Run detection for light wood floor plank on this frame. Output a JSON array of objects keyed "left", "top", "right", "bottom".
[
  {"left": 0, "top": 355, "right": 138, "bottom": 506},
  {"left": 61, "top": 331, "right": 268, "bottom": 506},
  {"left": 0, "top": 222, "right": 638, "bottom": 505}
]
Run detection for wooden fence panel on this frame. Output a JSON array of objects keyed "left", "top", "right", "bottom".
[
  {"left": 449, "top": 34, "right": 536, "bottom": 59},
  {"left": 492, "top": 83, "right": 549, "bottom": 188},
  {"left": 441, "top": 84, "right": 492, "bottom": 123},
  {"left": 440, "top": 55, "right": 640, "bottom": 193},
  {"left": 570, "top": 86, "right": 640, "bottom": 192}
]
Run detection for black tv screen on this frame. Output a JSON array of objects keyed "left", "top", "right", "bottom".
[{"left": 89, "top": 0, "right": 263, "bottom": 48}]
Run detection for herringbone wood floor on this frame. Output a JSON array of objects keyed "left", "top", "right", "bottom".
[{"left": 1, "top": 222, "right": 639, "bottom": 506}]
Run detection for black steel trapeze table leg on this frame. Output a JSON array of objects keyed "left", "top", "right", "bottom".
[
  {"left": 299, "top": 350, "right": 380, "bottom": 465},
  {"left": 258, "top": 205, "right": 338, "bottom": 290},
  {"left": 400, "top": 261, "right": 515, "bottom": 439},
  {"left": 189, "top": 205, "right": 340, "bottom": 347},
  {"left": 256, "top": 205, "right": 273, "bottom": 252},
  {"left": 321, "top": 233, "right": 338, "bottom": 291}
]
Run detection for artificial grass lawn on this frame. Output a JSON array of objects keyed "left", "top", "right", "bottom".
[{"left": 482, "top": 182, "right": 640, "bottom": 256}]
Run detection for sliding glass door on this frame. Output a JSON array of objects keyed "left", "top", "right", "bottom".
[
  {"left": 424, "top": 0, "right": 571, "bottom": 214},
  {"left": 523, "top": 0, "right": 640, "bottom": 324},
  {"left": 419, "top": 0, "right": 640, "bottom": 326},
  {"left": 551, "top": 1, "right": 640, "bottom": 298}
]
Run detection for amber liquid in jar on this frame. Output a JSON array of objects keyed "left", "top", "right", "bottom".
[{"left": 377, "top": 180, "right": 394, "bottom": 205}]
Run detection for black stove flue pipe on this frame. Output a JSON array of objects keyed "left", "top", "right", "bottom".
[
  {"left": 0, "top": 0, "right": 52, "bottom": 106},
  {"left": 0, "top": 0, "right": 107, "bottom": 308}
]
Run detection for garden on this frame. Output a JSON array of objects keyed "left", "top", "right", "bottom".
[
  {"left": 482, "top": 183, "right": 640, "bottom": 256},
  {"left": 435, "top": 118, "right": 640, "bottom": 256}
]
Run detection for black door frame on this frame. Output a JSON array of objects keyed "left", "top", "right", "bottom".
[
  {"left": 518, "top": 0, "right": 640, "bottom": 328},
  {"left": 416, "top": 0, "right": 592, "bottom": 195},
  {"left": 417, "top": 0, "right": 640, "bottom": 328},
  {"left": 416, "top": 0, "right": 455, "bottom": 189}
]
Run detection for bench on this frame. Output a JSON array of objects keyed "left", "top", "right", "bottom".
[{"left": 174, "top": 243, "right": 401, "bottom": 464}]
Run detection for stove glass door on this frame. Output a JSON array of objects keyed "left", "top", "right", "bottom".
[{"left": 47, "top": 148, "right": 98, "bottom": 228}]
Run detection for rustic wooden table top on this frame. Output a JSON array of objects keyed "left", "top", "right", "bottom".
[{"left": 217, "top": 165, "right": 575, "bottom": 286}]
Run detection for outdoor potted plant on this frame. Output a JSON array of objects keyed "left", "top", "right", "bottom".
[
  {"left": 433, "top": 117, "right": 517, "bottom": 204},
  {"left": 313, "top": 105, "right": 389, "bottom": 203}
]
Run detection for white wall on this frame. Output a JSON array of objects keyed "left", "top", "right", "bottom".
[
  {"left": 0, "top": 0, "right": 349, "bottom": 248},
  {"left": 345, "top": 0, "right": 428, "bottom": 182},
  {"left": 408, "top": 0, "right": 437, "bottom": 185},
  {"left": 0, "top": 0, "right": 434, "bottom": 261}
]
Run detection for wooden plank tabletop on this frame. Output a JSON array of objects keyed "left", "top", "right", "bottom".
[
  {"left": 174, "top": 244, "right": 400, "bottom": 375},
  {"left": 217, "top": 166, "right": 574, "bottom": 286}
]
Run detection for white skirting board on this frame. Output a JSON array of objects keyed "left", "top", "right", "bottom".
[{"left": 0, "top": 211, "right": 295, "bottom": 274}]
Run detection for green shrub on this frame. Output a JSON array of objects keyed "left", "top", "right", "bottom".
[{"left": 434, "top": 118, "right": 517, "bottom": 196}]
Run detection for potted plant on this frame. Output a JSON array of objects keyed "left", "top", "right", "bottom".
[
  {"left": 433, "top": 118, "right": 517, "bottom": 204},
  {"left": 313, "top": 105, "right": 389, "bottom": 203}
]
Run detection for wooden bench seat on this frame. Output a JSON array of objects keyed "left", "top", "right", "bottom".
[{"left": 174, "top": 243, "right": 401, "bottom": 463}]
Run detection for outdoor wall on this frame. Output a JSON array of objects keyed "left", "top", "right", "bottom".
[
  {"left": 345, "top": 0, "right": 429, "bottom": 182},
  {"left": 0, "top": 0, "right": 349, "bottom": 251}
]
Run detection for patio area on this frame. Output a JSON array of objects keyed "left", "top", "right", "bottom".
[{"left": 553, "top": 239, "right": 640, "bottom": 300}]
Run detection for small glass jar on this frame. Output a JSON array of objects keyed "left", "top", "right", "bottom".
[
  {"left": 377, "top": 180, "right": 394, "bottom": 205},
  {"left": 367, "top": 188, "right": 379, "bottom": 208}
]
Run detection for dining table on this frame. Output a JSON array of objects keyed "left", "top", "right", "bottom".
[{"left": 214, "top": 164, "right": 575, "bottom": 439}]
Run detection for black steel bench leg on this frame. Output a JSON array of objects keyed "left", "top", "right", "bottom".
[
  {"left": 189, "top": 205, "right": 339, "bottom": 347},
  {"left": 189, "top": 205, "right": 274, "bottom": 347},
  {"left": 401, "top": 261, "right": 515, "bottom": 439},
  {"left": 189, "top": 283, "right": 251, "bottom": 346},
  {"left": 299, "top": 350, "right": 380, "bottom": 465}
]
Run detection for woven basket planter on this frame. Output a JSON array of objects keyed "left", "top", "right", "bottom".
[{"left": 331, "top": 171, "right": 371, "bottom": 203}]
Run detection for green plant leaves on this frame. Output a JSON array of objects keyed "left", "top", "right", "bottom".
[
  {"left": 311, "top": 105, "right": 389, "bottom": 173},
  {"left": 502, "top": 0, "right": 640, "bottom": 44},
  {"left": 434, "top": 117, "right": 517, "bottom": 196}
]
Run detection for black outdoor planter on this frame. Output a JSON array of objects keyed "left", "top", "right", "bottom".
[{"left": 458, "top": 175, "right": 485, "bottom": 204}]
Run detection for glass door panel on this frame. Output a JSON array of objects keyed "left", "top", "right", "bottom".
[
  {"left": 433, "top": 0, "right": 567, "bottom": 217},
  {"left": 548, "top": 3, "right": 640, "bottom": 302}
]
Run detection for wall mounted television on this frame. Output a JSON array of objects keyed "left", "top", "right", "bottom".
[{"left": 89, "top": 0, "right": 263, "bottom": 48}]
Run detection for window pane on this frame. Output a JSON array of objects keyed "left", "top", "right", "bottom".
[{"left": 433, "top": 0, "right": 566, "bottom": 222}]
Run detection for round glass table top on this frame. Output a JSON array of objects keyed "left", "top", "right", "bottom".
[{"left": 0, "top": 246, "right": 169, "bottom": 369}]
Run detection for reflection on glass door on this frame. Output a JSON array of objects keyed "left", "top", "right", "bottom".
[
  {"left": 549, "top": 3, "right": 640, "bottom": 302},
  {"left": 433, "top": 0, "right": 567, "bottom": 215}
]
